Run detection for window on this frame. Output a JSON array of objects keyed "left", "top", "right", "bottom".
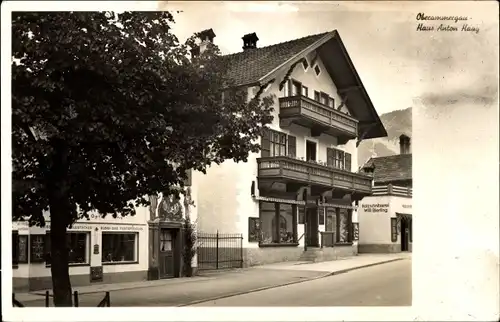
[
  {"left": 326, "top": 148, "right": 352, "bottom": 171},
  {"left": 30, "top": 234, "right": 47, "bottom": 263},
  {"left": 302, "top": 58, "right": 309, "bottom": 71},
  {"left": 329, "top": 97, "right": 335, "bottom": 108},
  {"left": 314, "top": 64, "right": 321, "bottom": 76},
  {"left": 261, "top": 128, "right": 296, "bottom": 158},
  {"left": 291, "top": 80, "right": 301, "bottom": 96},
  {"left": 325, "top": 208, "right": 337, "bottom": 233},
  {"left": 306, "top": 140, "right": 317, "bottom": 161},
  {"left": 301, "top": 85, "right": 308, "bottom": 97},
  {"left": 320, "top": 92, "right": 329, "bottom": 106},
  {"left": 259, "top": 202, "right": 298, "bottom": 245},
  {"left": 318, "top": 208, "right": 325, "bottom": 225},
  {"left": 391, "top": 218, "right": 398, "bottom": 242},
  {"left": 12, "top": 232, "right": 28, "bottom": 267},
  {"left": 314, "top": 91, "right": 320, "bottom": 102},
  {"left": 338, "top": 209, "right": 350, "bottom": 243},
  {"left": 45, "top": 232, "right": 90, "bottom": 265},
  {"left": 159, "top": 231, "right": 172, "bottom": 252},
  {"left": 102, "top": 233, "right": 137, "bottom": 263}
]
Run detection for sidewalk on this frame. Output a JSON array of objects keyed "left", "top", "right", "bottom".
[{"left": 15, "top": 253, "right": 410, "bottom": 307}]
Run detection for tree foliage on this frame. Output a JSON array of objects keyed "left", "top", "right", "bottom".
[{"left": 12, "top": 11, "right": 274, "bottom": 226}]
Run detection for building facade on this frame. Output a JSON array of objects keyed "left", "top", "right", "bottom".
[
  {"left": 194, "top": 30, "right": 388, "bottom": 266},
  {"left": 12, "top": 172, "right": 198, "bottom": 291},
  {"left": 358, "top": 134, "right": 413, "bottom": 253},
  {"left": 12, "top": 208, "right": 149, "bottom": 292}
]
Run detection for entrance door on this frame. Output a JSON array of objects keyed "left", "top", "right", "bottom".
[
  {"left": 305, "top": 207, "right": 319, "bottom": 247},
  {"left": 400, "top": 219, "right": 409, "bottom": 252},
  {"left": 159, "top": 229, "right": 175, "bottom": 278}
]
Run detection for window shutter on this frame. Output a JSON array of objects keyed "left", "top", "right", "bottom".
[
  {"left": 287, "top": 135, "right": 296, "bottom": 158},
  {"left": 261, "top": 128, "right": 271, "bottom": 157},
  {"left": 345, "top": 153, "right": 352, "bottom": 171},
  {"left": 326, "top": 148, "right": 334, "bottom": 167}
]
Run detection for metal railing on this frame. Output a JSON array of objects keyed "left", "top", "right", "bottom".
[
  {"left": 12, "top": 291, "right": 111, "bottom": 307},
  {"left": 197, "top": 231, "right": 243, "bottom": 270},
  {"left": 372, "top": 184, "right": 412, "bottom": 197},
  {"left": 257, "top": 156, "right": 372, "bottom": 193}
]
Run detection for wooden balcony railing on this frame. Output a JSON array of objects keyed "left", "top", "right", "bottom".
[
  {"left": 372, "top": 184, "right": 412, "bottom": 197},
  {"left": 279, "top": 95, "right": 358, "bottom": 139},
  {"left": 257, "top": 156, "right": 372, "bottom": 194}
]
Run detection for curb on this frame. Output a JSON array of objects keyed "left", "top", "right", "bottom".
[{"left": 177, "top": 257, "right": 405, "bottom": 307}]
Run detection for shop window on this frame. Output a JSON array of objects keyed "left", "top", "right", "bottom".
[
  {"left": 102, "top": 233, "right": 137, "bottom": 264},
  {"left": 259, "top": 202, "right": 298, "bottom": 245},
  {"left": 30, "top": 234, "right": 47, "bottom": 263},
  {"left": 391, "top": 218, "right": 398, "bottom": 242},
  {"left": 338, "top": 209, "right": 350, "bottom": 243},
  {"left": 45, "top": 232, "right": 90, "bottom": 266},
  {"left": 13, "top": 232, "right": 28, "bottom": 267},
  {"left": 325, "top": 208, "right": 337, "bottom": 233}
]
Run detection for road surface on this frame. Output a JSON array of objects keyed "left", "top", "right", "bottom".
[{"left": 192, "top": 258, "right": 412, "bottom": 306}]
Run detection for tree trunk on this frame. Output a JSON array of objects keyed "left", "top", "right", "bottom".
[
  {"left": 47, "top": 140, "right": 73, "bottom": 307},
  {"left": 49, "top": 201, "right": 73, "bottom": 307}
]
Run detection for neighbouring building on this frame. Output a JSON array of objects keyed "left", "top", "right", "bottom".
[
  {"left": 193, "top": 29, "right": 388, "bottom": 266},
  {"left": 358, "top": 134, "right": 413, "bottom": 253},
  {"left": 12, "top": 172, "right": 198, "bottom": 292}
]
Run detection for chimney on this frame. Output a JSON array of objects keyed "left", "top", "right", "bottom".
[
  {"left": 399, "top": 134, "right": 411, "bottom": 155},
  {"left": 362, "top": 164, "right": 376, "bottom": 187},
  {"left": 242, "top": 32, "right": 259, "bottom": 50},
  {"left": 191, "top": 28, "right": 216, "bottom": 57}
]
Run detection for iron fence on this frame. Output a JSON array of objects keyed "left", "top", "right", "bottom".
[
  {"left": 12, "top": 291, "right": 110, "bottom": 307},
  {"left": 197, "top": 231, "right": 243, "bottom": 270}
]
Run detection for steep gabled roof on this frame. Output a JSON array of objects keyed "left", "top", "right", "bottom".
[
  {"left": 219, "top": 30, "right": 387, "bottom": 140},
  {"left": 363, "top": 154, "right": 412, "bottom": 184},
  {"left": 221, "top": 32, "right": 329, "bottom": 87}
]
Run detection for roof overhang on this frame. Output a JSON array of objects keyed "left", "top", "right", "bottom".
[{"left": 258, "top": 30, "right": 388, "bottom": 140}]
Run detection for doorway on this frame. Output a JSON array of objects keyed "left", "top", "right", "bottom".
[
  {"left": 400, "top": 218, "right": 410, "bottom": 252},
  {"left": 306, "top": 140, "right": 317, "bottom": 162},
  {"left": 159, "top": 228, "right": 175, "bottom": 278},
  {"left": 305, "top": 207, "right": 319, "bottom": 247}
]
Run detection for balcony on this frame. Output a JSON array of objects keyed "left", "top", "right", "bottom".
[
  {"left": 372, "top": 184, "right": 412, "bottom": 197},
  {"left": 279, "top": 96, "right": 358, "bottom": 140},
  {"left": 257, "top": 156, "right": 372, "bottom": 195}
]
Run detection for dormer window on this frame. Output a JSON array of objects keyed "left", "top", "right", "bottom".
[{"left": 314, "top": 64, "right": 321, "bottom": 76}]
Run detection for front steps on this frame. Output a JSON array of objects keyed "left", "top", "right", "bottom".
[{"left": 298, "top": 246, "right": 357, "bottom": 263}]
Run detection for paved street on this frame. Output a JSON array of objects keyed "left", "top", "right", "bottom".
[
  {"left": 192, "top": 258, "right": 412, "bottom": 306},
  {"left": 16, "top": 254, "right": 410, "bottom": 307}
]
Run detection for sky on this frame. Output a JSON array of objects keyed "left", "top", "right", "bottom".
[{"left": 157, "top": 1, "right": 499, "bottom": 115}]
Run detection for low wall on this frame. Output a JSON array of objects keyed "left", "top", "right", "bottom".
[{"left": 358, "top": 243, "right": 412, "bottom": 253}]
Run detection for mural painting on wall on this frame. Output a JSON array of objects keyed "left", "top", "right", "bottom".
[
  {"left": 352, "top": 222, "right": 359, "bottom": 241},
  {"left": 158, "top": 193, "right": 183, "bottom": 222},
  {"left": 148, "top": 191, "right": 184, "bottom": 222}
]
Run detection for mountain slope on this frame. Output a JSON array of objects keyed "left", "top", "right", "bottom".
[{"left": 357, "top": 107, "right": 412, "bottom": 167}]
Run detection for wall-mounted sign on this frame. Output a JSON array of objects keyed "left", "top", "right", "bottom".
[
  {"left": 402, "top": 204, "right": 412, "bottom": 209},
  {"left": 93, "top": 244, "right": 99, "bottom": 255},
  {"left": 101, "top": 225, "right": 144, "bottom": 231},
  {"left": 361, "top": 203, "right": 389, "bottom": 213}
]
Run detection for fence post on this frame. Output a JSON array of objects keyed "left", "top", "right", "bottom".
[
  {"left": 73, "top": 291, "right": 79, "bottom": 307},
  {"left": 215, "top": 230, "right": 219, "bottom": 270},
  {"left": 45, "top": 291, "right": 49, "bottom": 307},
  {"left": 240, "top": 234, "right": 244, "bottom": 268},
  {"left": 106, "top": 291, "right": 110, "bottom": 307}
]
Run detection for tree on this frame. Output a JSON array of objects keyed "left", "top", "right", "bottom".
[{"left": 12, "top": 11, "right": 274, "bottom": 306}]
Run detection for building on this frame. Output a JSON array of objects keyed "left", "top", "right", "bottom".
[
  {"left": 12, "top": 209, "right": 149, "bottom": 292},
  {"left": 193, "top": 29, "right": 388, "bottom": 266},
  {"left": 357, "top": 134, "right": 413, "bottom": 253},
  {"left": 12, "top": 173, "right": 197, "bottom": 292}
]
